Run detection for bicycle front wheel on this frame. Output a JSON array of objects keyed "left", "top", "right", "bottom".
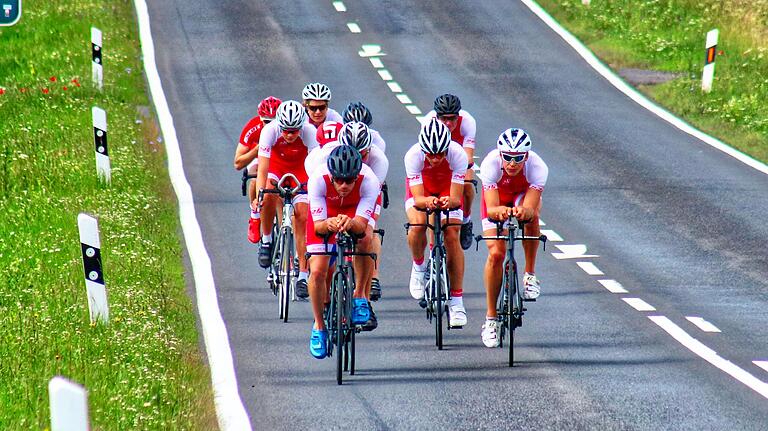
[
  {"left": 508, "top": 260, "right": 521, "bottom": 367},
  {"left": 279, "top": 229, "right": 293, "bottom": 323},
  {"left": 334, "top": 271, "right": 346, "bottom": 385},
  {"left": 433, "top": 257, "right": 444, "bottom": 350}
]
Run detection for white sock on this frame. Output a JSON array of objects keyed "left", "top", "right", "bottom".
[
  {"left": 450, "top": 296, "right": 464, "bottom": 308},
  {"left": 261, "top": 233, "right": 272, "bottom": 244},
  {"left": 250, "top": 210, "right": 259, "bottom": 219},
  {"left": 463, "top": 216, "right": 471, "bottom": 224},
  {"left": 299, "top": 271, "right": 308, "bottom": 281}
]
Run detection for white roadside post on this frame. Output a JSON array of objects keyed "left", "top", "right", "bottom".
[
  {"left": 92, "top": 106, "right": 111, "bottom": 184},
  {"left": 702, "top": 29, "right": 719, "bottom": 93},
  {"left": 49, "top": 376, "right": 90, "bottom": 431},
  {"left": 91, "top": 27, "right": 103, "bottom": 90},
  {"left": 78, "top": 213, "right": 109, "bottom": 324}
]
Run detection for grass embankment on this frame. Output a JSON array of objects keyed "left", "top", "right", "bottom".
[
  {"left": 0, "top": 1, "right": 216, "bottom": 429},
  {"left": 537, "top": 0, "right": 768, "bottom": 163}
]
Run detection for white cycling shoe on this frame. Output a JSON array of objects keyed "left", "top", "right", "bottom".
[
  {"left": 449, "top": 304, "right": 467, "bottom": 327},
  {"left": 481, "top": 320, "right": 500, "bottom": 348},
  {"left": 409, "top": 263, "right": 427, "bottom": 300},
  {"left": 523, "top": 273, "right": 541, "bottom": 300}
]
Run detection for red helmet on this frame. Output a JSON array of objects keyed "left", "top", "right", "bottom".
[
  {"left": 257, "top": 96, "right": 282, "bottom": 120},
  {"left": 316, "top": 121, "right": 344, "bottom": 147}
]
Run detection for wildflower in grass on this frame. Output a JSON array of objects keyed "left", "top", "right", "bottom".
[
  {"left": 50, "top": 76, "right": 57, "bottom": 82},
  {"left": 63, "top": 86, "right": 68, "bottom": 91},
  {"left": 20, "top": 87, "right": 27, "bottom": 93},
  {"left": 0, "top": 87, "right": 4, "bottom": 95},
  {"left": 42, "top": 88, "right": 50, "bottom": 94}
]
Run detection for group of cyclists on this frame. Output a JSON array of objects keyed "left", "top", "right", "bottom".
[{"left": 233, "top": 82, "right": 548, "bottom": 359}]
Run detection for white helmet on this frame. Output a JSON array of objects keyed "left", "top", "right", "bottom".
[
  {"left": 276, "top": 100, "right": 306, "bottom": 130},
  {"left": 301, "top": 82, "right": 332, "bottom": 101},
  {"left": 418, "top": 117, "right": 451, "bottom": 154},
  {"left": 339, "top": 121, "right": 372, "bottom": 152},
  {"left": 496, "top": 128, "right": 531, "bottom": 153}
]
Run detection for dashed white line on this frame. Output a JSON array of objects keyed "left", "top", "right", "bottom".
[
  {"left": 377, "top": 69, "right": 393, "bottom": 81},
  {"left": 406, "top": 105, "right": 422, "bottom": 115},
  {"left": 649, "top": 316, "right": 768, "bottom": 399},
  {"left": 369, "top": 57, "right": 384, "bottom": 68},
  {"left": 623, "top": 298, "right": 656, "bottom": 311},
  {"left": 358, "top": 44, "right": 385, "bottom": 57},
  {"left": 598, "top": 279, "right": 628, "bottom": 293},
  {"left": 347, "top": 22, "right": 361, "bottom": 33},
  {"left": 686, "top": 316, "right": 722, "bottom": 333},
  {"left": 396, "top": 94, "right": 413, "bottom": 104},
  {"left": 754, "top": 361, "right": 768, "bottom": 373},
  {"left": 540, "top": 229, "right": 563, "bottom": 241},
  {"left": 333, "top": 1, "right": 346, "bottom": 12},
  {"left": 386, "top": 82, "right": 402, "bottom": 92},
  {"left": 552, "top": 244, "right": 599, "bottom": 259},
  {"left": 576, "top": 261, "right": 604, "bottom": 275}
]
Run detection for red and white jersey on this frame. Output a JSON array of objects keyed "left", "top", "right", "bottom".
[
  {"left": 478, "top": 149, "right": 548, "bottom": 201},
  {"left": 370, "top": 128, "right": 386, "bottom": 152},
  {"left": 422, "top": 109, "right": 477, "bottom": 149},
  {"left": 404, "top": 142, "right": 468, "bottom": 191},
  {"left": 238, "top": 116, "right": 265, "bottom": 151},
  {"left": 308, "top": 164, "right": 379, "bottom": 221},
  {"left": 305, "top": 142, "right": 388, "bottom": 185},
  {"left": 308, "top": 108, "right": 344, "bottom": 128},
  {"left": 258, "top": 120, "right": 319, "bottom": 160},
  {"left": 316, "top": 121, "right": 344, "bottom": 147}
]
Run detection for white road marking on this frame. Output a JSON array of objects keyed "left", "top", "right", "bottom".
[
  {"left": 598, "top": 279, "right": 628, "bottom": 293},
  {"left": 754, "top": 361, "right": 768, "bottom": 373},
  {"left": 333, "top": 1, "right": 346, "bottom": 12},
  {"left": 406, "top": 105, "right": 422, "bottom": 115},
  {"left": 539, "top": 219, "right": 546, "bottom": 226},
  {"left": 369, "top": 57, "right": 384, "bottom": 68},
  {"left": 649, "top": 316, "right": 768, "bottom": 399},
  {"left": 347, "top": 22, "right": 361, "bottom": 33},
  {"left": 552, "top": 244, "right": 599, "bottom": 259},
  {"left": 133, "top": 0, "right": 251, "bottom": 429},
  {"left": 540, "top": 229, "right": 563, "bottom": 241},
  {"left": 358, "top": 44, "right": 385, "bottom": 57},
  {"left": 686, "top": 316, "right": 722, "bottom": 333},
  {"left": 520, "top": 0, "right": 768, "bottom": 176},
  {"left": 577, "top": 261, "right": 604, "bottom": 275},
  {"left": 396, "top": 94, "right": 412, "bottom": 104},
  {"left": 623, "top": 298, "right": 656, "bottom": 311},
  {"left": 387, "top": 82, "right": 402, "bottom": 92},
  {"left": 378, "top": 69, "right": 393, "bottom": 80}
]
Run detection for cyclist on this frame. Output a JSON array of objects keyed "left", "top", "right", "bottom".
[
  {"left": 404, "top": 118, "right": 468, "bottom": 328},
  {"left": 342, "top": 101, "right": 387, "bottom": 300},
  {"left": 255, "top": 100, "right": 319, "bottom": 299},
  {"left": 342, "top": 101, "right": 387, "bottom": 152},
  {"left": 233, "top": 96, "right": 281, "bottom": 243},
  {"left": 316, "top": 120, "right": 344, "bottom": 147},
  {"left": 422, "top": 94, "right": 477, "bottom": 251},
  {"left": 477, "top": 128, "right": 548, "bottom": 348},
  {"left": 306, "top": 145, "right": 380, "bottom": 359},
  {"left": 304, "top": 122, "right": 389, "bottom": 331},
  {"left": 302, "top": 82, "right": 343, "bottom": 128}
]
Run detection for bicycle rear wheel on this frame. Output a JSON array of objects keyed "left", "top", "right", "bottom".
[
  {"left": 279, "top": 229, "right": 293, "bottom": 322},
  {"left": 508, "top": 260, "right": 521, "bottom": 367},
  {"left": 434, "top": 256, "right": 444, "bottom": 350}
]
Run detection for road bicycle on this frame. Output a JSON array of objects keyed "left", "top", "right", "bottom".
[
  {"left": 308, "top": 230, "right": 378, "bottom": 385},
  {"left": 405, "top": 206, "right": 463, "bottom": 350},
  {"left": 258, "top": 173, "right": 305, "bottom": 323},
  {"left": 475, "top": 216, "right": 547, "bottom": 366}
]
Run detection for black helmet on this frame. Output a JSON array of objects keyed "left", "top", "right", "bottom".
[
  {"left": 327, "top": 145, "right": 363, "bottom": 179},
  {"left": 342, "top": 101, "right": 373, "bottom": 126},
  {"left": 433, "top": 93, "right": 461, "bottom": 115}
]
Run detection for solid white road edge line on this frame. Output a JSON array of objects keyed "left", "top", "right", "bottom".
[
  {"left": 685, "top": 316, "right": 722, "bottom": 333},
  {"left": 133, "top": 1, "right": 252, "bottom": 429},
  {"left": 649, "top": 316, "right": 768, "bottom": 399},
  {"left": 754, "top": 361, "right": 768, "bottom": 373},
  {"left": 521, "top": 0, "right": 768, "bottom": 176}
]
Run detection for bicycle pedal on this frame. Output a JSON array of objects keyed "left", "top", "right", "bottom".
[
  {"left": 418, "top": 298, "right": 427, "bottom": 309},
  {"left": 523, "top": 298, "right": 537, "bottom": 302},
  {"left": 449, "top": 325, "right": 464, "bottom": 330}
]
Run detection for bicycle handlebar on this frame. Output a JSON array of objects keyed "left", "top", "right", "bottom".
[{"left": 473, "top": 215, "right": 548, "bottom": 251}]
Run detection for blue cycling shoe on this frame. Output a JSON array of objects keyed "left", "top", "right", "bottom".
[
  {"left": 351, "top": 298, "right": 370, "bottom": 325},
  {"left": 309, "top": 329, "right": 328, "bottom": 359}
]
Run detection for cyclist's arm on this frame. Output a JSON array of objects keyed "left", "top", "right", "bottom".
[
  {"left": 512, "top": 188, "right": 541, "bottom": 221},
  {"left": 234, "top": 144, "right": 258, "bottom": 170},
  {"left": 444, "top": 143, "right": 468, "bottom": 208},
  {"left": 256, "top": 124, "right": 278, "bottom": 193},
  {"left": 255, "top": 154, "right": 270, "bottom": 195},
  {"left": 483, "top": 187, "right": 510, "bottom": 221}
]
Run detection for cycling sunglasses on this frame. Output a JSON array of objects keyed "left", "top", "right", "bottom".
[
  {"left": 500, "top": 152, "right": 526, "bottom": 164},
  {"left": 332, "top": 177, "right": 356, "bottom": 185},
  {"left": 280, "top": 127, "right": 300, "bottom": 134},
  {"left": 306, "top": 104, "right": 328, "bottom": 112}
]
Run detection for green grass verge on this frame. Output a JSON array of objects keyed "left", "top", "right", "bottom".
[
  {"left": 0, "top": 1, "right": 216, "bottom": 429},
  {"left": 536, "top": 0, "right": 768, "bottom": 164}
]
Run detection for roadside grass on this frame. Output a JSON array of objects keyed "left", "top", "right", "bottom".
[
  {"left": 0, "top": 1, "right": 216, "bottom": 429},
  {"left": 537, "top": 0, "right": 768, "bottom": 164}
]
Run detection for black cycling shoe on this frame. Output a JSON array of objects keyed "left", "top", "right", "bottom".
[
  {"left": 258, "top": 241, "right": 272, "bottom": 268},
  {"left": 370, "top": 278, "right": 381, "bottom": 302},
  {"left": 361, "top": 307, "right": 378, "bottom": 331},
  {"left": 295, "top": 279, "right": 309, "bottom": 299},
  {"left": 460, "top": 221, "right": 474, "bottom": 251}
]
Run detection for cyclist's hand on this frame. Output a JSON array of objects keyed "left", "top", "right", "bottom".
[
  {"left": 512, "top": 206, "right": 533, "bottom": 221},
  {"left": 327, "top": 216, "right": 341, "bottom": 232},
  {"left": 336, "top": 214, "right": 352, "bottom": 232},
  {"left": 446, "top": 196, "right": 461, "bottom": 209},
  {"left": 426, "top": 197, "right": 440, "bottom": 210},
  {"left": 492, "top": 207, "right": 512, "bottom": 221}
]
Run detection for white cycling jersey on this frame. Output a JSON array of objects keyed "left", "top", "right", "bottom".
[
  {"left": 478, "top": 149, "right": 548, "bottom": 192},
  {"left": 404, "top": 141, "right": 468, "bottom": 187},
  {"left": 305, "top": 142, "right": 388, "bottom": 185},
  {"left": 308, "top": 164, "right": 380, "bottom": 221},
  {"left": 422, "top": 109, "right": 476, "bottom": 149},
  {"left": 257, "top": 120, "right": 319, "bottom": 159},
  {"left": 370, "top": 129, "right": 386, "bottom": 152}
]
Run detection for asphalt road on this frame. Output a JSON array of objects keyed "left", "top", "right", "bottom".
[{"left": 147, "top": 1, "right": 768, "bottom": 429}]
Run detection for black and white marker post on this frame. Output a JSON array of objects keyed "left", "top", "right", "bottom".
[
  {"left": 702, "top": 29, "right": 719, "bottom": 93},
  {"left": 78, "top": 213, "right": 109, "bottom": 324},
  {"left": 91, "top": 26, "right": 103, "bottom": 90},
  {"left": 49, "top": 376, "right": 90, "bottom": 431},
  {"left": 92, "top": 106, "right": 111, "bottom": 183}
]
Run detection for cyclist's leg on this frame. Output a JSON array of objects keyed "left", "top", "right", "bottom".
[
  {"left": 353, "top": 223, "right": 374, "bottom": 299},
  {"left": 462, "top": 169, "right": 475, "bottom": 221},
  {"left": 444, "top": 211, "right": 465, "bottom": 297},
  {"left": 293, "top": 201, "right": 309, "bottom": 272},
  {"left": 483, "top": 232, "right": 506, "bottom": 319},
  {"left": 522, "top": 198, "right": 543, "bottom": 274},
  {"left": 247, "top": 163, "right": 261, "bottom": 243},
  {"left": 307, "top": 243, "right": 331, "bottom": 330},
  {"left": 406, "top": 206, "right": 427, "bottom": 261},
  {"left": 259, "top": 173, "right": 281, "bottom": 240}
]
